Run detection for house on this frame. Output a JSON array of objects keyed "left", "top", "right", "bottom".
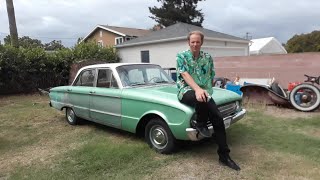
[
  {"left": 115, "top": 22, "right": 250, "bottom": 68},
  {"left": 249, "top": 37, "right": 287, "bottom": 55},
  {"left": 82, "top": 25, "right": 151, "bottom": 47}
]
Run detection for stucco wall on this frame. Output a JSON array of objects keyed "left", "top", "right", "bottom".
[
  {"left": 117, "top": 39, "right": 249, "bottom": 68},
  {"left": 214, "top": 52, "right": 320, "bottom": 88}
]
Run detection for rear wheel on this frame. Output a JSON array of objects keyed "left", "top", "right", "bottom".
[
  {"left": 289, "top": 83, "right": 320, "bottom": 112},
  {"left": 145, "top": 118, "right": 176, "bottom": 154},
  {"left": 65, "top": 108, "right": 79, "bottom": 125}
]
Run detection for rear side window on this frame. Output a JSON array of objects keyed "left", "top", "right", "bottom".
[
  {"left": 97, "top": 69, "right": 118, "bottom": 88},
  {"left": 74, "top": 69, "right": 95, "bottom": 87}
]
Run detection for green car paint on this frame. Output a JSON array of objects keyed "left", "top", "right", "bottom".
[
  {"left": 49, "top": 63, "right": 245, "bottom": 143},
  {"left": 119, "top": 84, "right": 242, "bottom": 140},
  {"left": 50, "top": 84, "right": 242, "bottom": 140}
]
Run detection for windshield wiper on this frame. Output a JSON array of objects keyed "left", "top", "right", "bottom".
[
  {"left": 154, "top": 80, "right": 172, "bottom": 84},
  {"left": 130, "top": 82, "right": 146, "bottom": 86}
]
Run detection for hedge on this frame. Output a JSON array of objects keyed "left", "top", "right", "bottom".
[{"left": 0, "top": 42, "right": 119, "bottom": 94}]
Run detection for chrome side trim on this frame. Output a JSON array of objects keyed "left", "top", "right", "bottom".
[
  {"left": 186, "top": 109, "right": 246, "bottom": 141},
  {"left": 89, "top": 109, "right": 121, "bottom": 117},
  {"left": 91, "top": 94, "right": 121, "bottom": 98}
]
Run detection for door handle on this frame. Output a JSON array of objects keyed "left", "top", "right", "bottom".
[
  {"left": 89, "top": 91, "right": 96, "bottom": 94},
  {"left": 67, "top": 89, "right": 72, "bottom": 92}
]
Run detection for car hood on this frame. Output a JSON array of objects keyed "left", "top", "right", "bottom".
[{"left": 122, "top": 84, "right": 242, "bottom": 107}]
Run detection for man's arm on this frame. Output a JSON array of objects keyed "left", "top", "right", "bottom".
[{"left": 181, "top": 72, "right": 209, "bottom": 102}]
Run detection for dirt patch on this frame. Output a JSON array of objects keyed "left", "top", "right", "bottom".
[
  {"left": 144, "top": 145, "right": 320, "bottom": 180},
  {"left": 0, "top": 126, "right": 91, "bottom": 176}
]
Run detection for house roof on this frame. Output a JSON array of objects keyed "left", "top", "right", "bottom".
[
  {"left": 82, "top": 25, "right": 151, "bottom": 41},
  {"left": 250, "top": 37, "right": 274, "bottom": 52},
  {"left": 250, "top": 37, "right": 287, "bottom": 55},
  {"left": 116, "top": 22, "right": 249, "bottom": 48}
]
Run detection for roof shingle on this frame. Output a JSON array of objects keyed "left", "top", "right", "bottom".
[
  {"left": 116, "top": 22, "right": 248, "bottom": 47},
  {"left": 99, "top": 25, "right": 151, "bottom": 37}
]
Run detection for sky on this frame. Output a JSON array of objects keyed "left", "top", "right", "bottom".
[{"left": 1, "top": 0, "right": 320, "bottom": 47}]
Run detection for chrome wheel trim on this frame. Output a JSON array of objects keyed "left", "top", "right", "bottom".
[
  {"left": 149, "top": 125, "right": 168, "bottom": 150},
  {"left": 67, "top": 109, "right": 75, "bottom": 123}
]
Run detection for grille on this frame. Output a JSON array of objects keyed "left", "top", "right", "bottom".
[
  {"left": 190, "top": 102, "right": 238, "bottom": 128},
  {"left": 218, "top": 102, "right": 237, "bottom": 118}
]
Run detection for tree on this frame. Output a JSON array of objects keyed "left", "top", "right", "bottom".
[
  {"left": 77, "top": 37, "right": 83, "bottom": 44},
  {"left": 6, "top": 0, "right": 19, "bottom": 47},
  {"left": 44, "top": 40, "right": 65, "bottom": 51},
  {"left": 149, "top": 0, "right": 205, "bottom": 27},
  {"left": 149, "top": 24, "right": 164, "bottom": 31},
  {"left": 4, "top": 35, "right": 43, "bottom": 48},
  {"left": 285, "top": 31, "right": 320, "bottom": 53}
]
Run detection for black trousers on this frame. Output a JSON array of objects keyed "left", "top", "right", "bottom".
[{"left": 180, "top": 90, "right": 230, "bottom": 155}]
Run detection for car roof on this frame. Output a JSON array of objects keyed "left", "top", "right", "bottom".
[{"left": 79, "top": 63, "right": 159, "bottom": 71}]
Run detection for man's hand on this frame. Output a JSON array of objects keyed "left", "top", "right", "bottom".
[
  {"left": 180, "top": 72, "right": 209, "bottom": 102},
  {"left": 195, "top": 88, "right": 209, "bottom": 102}
]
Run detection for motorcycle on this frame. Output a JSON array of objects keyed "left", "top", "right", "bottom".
[{"left": 289, "top": 74, "right": 320, "bottom": 112}]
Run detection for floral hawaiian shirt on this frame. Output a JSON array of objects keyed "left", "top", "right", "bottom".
[{"left": 176, "top": 49, "right": 215, "bottom": 100}]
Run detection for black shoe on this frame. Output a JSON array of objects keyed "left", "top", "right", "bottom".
[
  {"left": 219, "top": 155, "right": 241, "bottom": 171},
  {"left": 195, "top": 126, "right": 211, "bottom": 138}
]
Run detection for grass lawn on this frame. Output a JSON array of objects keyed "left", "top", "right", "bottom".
[{"left": 0, "top": 94, "right": 319, "bottom": 179}]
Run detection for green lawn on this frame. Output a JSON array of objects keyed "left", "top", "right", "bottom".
[{"left": 0, "top": 94, "right": 319, "bottom": 179}]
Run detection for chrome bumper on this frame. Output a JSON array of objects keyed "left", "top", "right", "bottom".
[{"left": 186, "top": 109, "right": 246, "bottom": 141}]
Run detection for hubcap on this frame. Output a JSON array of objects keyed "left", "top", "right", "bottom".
[
  {"left": 301, "top": 93, "right": 311, "bottom": 103},
  {"left": 67, "top": 109, "right": 75, "bottom": 123},
  {"left": 150, "top": 125, "right": 168, "bottom": 149},
  {"left": 294, "top": 89, "right": 317, "bottom": 107}
]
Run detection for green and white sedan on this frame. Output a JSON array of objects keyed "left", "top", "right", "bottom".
[{"left": 49, "top": 63, "right": 246, "bottom": 154}]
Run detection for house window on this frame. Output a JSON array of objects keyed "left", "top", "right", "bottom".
[
  {"left": 97, "top": 40, "right": 103, "bottom": 47},
  {"left": 141, "top": 50, "right": 150, "bottom": 63},
  {"left": 100, "top": 30, "right": 102, "bottom": 38},
  {"left": 115, "top": 37, "right": 124, "bottom": 45}
]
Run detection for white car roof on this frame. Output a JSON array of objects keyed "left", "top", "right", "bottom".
[
  {"left": 79, "top": 63, "right": 158, "bottom": 71},
  {"left": 72, "top": 63, "right": 164, "bottom": 87}
]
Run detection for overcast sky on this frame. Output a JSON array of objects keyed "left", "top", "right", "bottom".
[{"left": 1, "top": 0, "right": 319, "bottom": 47}]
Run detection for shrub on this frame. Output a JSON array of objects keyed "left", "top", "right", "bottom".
[{"left": 0, "top": 42, "right": 119, "bottom": 94}]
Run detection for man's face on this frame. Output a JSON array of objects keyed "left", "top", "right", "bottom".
[{"left": 188, "top": 34, "right": 202, "bottom": 55}]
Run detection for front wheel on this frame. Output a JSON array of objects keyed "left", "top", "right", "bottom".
[
  {"left": 289, "top": 83, "right": 320, "bottom": 112},
  {"left": 65, "top": 108, "right": 79, "bottom": 125},
  {"left": 145, "top": 118, "right": 176, "bottom": 154}
]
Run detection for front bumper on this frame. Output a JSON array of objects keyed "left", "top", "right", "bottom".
[{"left": 186, "top": 108, "right": 246, "bottom": 141}]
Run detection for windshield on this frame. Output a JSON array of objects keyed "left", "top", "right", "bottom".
[{"left": 116, "top": 64, "right": 175, "bottom": 87}]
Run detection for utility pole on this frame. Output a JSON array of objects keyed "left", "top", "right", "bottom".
[
  {"left": 245, "top": 32, "right": 252, "bottom": 40},
  {"left": 6, "top": 0, "right": 19, "bottom": 47}
]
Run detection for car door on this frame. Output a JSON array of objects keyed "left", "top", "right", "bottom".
[
  {"left": 89, "top": 68, "right": 122, "bottom": 128},
  {"left": 68, "top": 68, "right": 96, "bottom": 120}
]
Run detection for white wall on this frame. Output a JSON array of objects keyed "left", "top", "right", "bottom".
[
  {"left": 117, "top": 39, "right": 249, "bottom": 68},
  {"left": 117, "top": 40, "right": 187, "bottom": 68}
]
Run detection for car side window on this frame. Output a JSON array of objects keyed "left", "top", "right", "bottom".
[
  {"left": 74, "top": 69, "right": 95, "bottom": 87},
  {"left": 97, "top": 69, "right": 118, "bottom": 88}
]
